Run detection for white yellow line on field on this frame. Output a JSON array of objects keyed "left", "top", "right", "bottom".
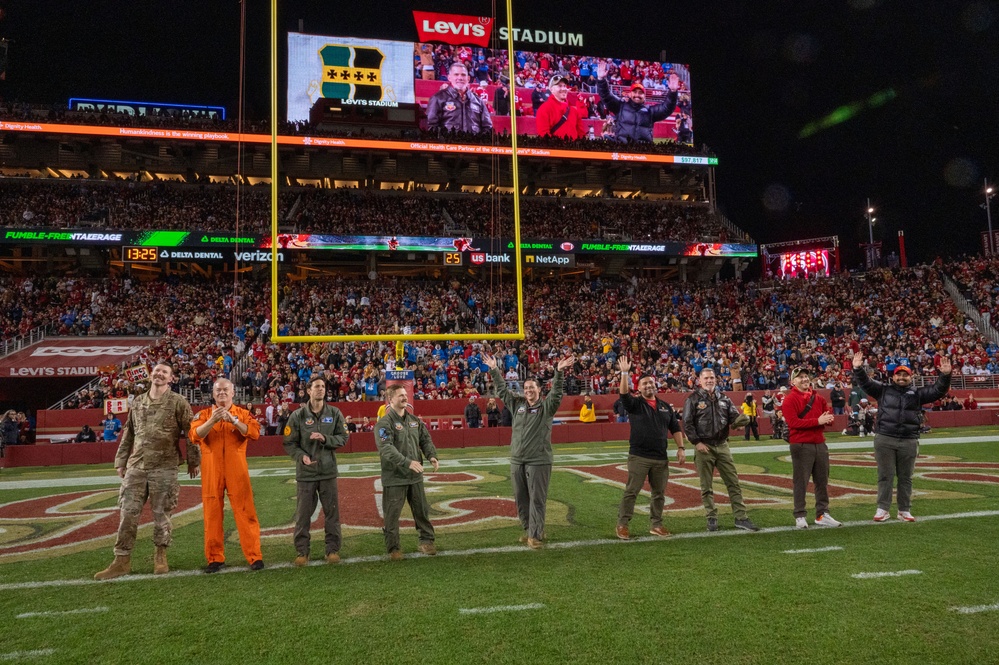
[
  {"left": 0, "top": 510, "right": 996, "bottom": 591},
  {"left": 16, "top": 607, "right": 108, "bottom": 619},
  {"left": 851, "top": 570, "right": 922, "bottom": 579},
  {"left": 782, "top": 546, "right": 844, "bottom": 554},
  {"left": 0, "top": 650, "right": 56, "bottom": 661},
  {"left": 951, "top": 602, "right": 999, "bottom": 614},
  {"left": 459, "top": 603, "right": 545, "bottom": 615}
]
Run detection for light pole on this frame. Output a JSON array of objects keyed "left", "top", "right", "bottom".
[
  {"left": 984, "top": 179, "right": 995, "bottom": 256},
  {"left": 865, "top": 199, "right": 877, "bottom": 267}
]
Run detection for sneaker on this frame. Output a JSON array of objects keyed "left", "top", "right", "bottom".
[
  {"left": 649, "top": 526, "right": 671, "bottom": 537},
  {"left": 897, "top": 511, "right": 916, "bottom": 522},
  {"left": 389, "top": 550, "right": 404, "bottom": 561},
  {"left": 418, "top": 543, "right": 437, "bottom": 556},
  {"left": 706, "top": 517, "right": 719, "bottom": 532},
  {"left": 204, "top": 561, "right": 226, "bottom": 574},
  {"left": 526, "top": 537, "right": 543, "bottom": 550},
  {"left": 814, "top": 513, "right": 842, "bottom": 528},
  {"left": 795, "top": 517, "right": 809, "bottom": 530},
  {"left": 293, "top": 555, "right": 308, "bottom": 567},
  {"left": 249, "top": 560, "right": 265, "bottom": 571},
  {"left": 615, "top": 525, "right": 630, "bottom": 540},
  {"left": 734, "top": 518, "right": 760, "bottom": 532},
  {"left": 325, "top": 552, "right": 341, "bottom": 564},
  {"left": 873, "top": 508, "right": 891, "bottom": 522}
]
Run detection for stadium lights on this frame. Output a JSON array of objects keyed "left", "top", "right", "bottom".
[{"left": 985, "top": 179, "right": 995, "bottom": 256}]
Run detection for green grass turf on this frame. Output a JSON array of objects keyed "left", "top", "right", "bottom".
[{"left": 1, "top": 432, "right": 997, "bottom": 663}]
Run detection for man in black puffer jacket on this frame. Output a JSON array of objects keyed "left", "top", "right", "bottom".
[
  {"left": 596, "top": 60, "right": 679, "bottom": 143},
  {"left": 851, "top": 352, "right": 952, "bottom": 523}
]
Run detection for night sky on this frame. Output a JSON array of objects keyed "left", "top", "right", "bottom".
[{"left": 2, "top": 0, "right": 997, "bottom": 266}]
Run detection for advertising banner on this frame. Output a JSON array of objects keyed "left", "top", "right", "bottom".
[{"left": 0, "top": 338, "right": 155, "bottom": 378}]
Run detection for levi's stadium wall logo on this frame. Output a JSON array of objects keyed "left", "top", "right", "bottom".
[{"left": 320, "top": 44, "right": 385, "bottom": 102}]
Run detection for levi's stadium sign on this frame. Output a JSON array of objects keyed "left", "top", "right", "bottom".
[{"left": 413, "top": 11, "right": 492, "bottom": 47}]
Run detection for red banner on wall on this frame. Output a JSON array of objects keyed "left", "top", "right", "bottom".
[{"left": 413, "top": 11, "right": 493, "bottom": 46}]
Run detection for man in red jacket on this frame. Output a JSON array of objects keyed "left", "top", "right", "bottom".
[
  {"left": 783, "top": 367, "right": 840, "bottom": 529},
  {"left": 535, "top": 75, "right": 585, "bottom": 140}
]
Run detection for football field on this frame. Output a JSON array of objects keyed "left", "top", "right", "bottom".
[{"left": 1, "top": 430, "right": 997, "bottom": 664}]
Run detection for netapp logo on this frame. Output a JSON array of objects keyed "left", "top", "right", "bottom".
[
  {"left": 525, "top": 255, "right": 572, "bottom": 266},
  {"left": 235, "top": 250, "right": 284, "bottom": 262},
  {"left": 470, "top": 252, "right": 511, "bottom": 265}
]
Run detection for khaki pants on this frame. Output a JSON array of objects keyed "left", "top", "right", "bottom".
[
  {"left": 695, "top": 443, "right": 749, "bottom": 520},
  {"left": 113, "top": 467, "right": 179, "bottom": 556},
  {"left": 511, "top": 463, "right": 551, "bottom": 540},
  {"left": 294, "top": 479, "right": 341, "bottom": 557},
  {"left": 617, "top": 455, "right": 670, "bottom": 528},
  {"left": 382, "top": 482, "right": 435, "bottom": 553}
]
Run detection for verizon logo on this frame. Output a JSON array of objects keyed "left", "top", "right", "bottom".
[{"left": 414, "top": 11, "right": 492, "bottom": 46}]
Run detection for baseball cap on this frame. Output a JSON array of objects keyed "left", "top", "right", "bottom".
[
  {"left": 779, "top": 386, "right": 788, "bottom": 392},
  {"left": 548, "top": 74, "right": 569, "bottom": 89},
  {"left": 861, "top": 398, "right": 869, "bottom": 403},
  {"left": 628, "top": 82, "right": 645, "bottom": 92},
  {"left": 893, "top": 366, "right": 913, "bottom": 375},
  {"left": 790, "top": 367, "right": 811, "bottom": 380}
]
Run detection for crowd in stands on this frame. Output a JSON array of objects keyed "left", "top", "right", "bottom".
[
  {"left": 2, "top": 262, "right": 996, "bottom": 417},
  {"left": 0, "top": 179, "right": 725, "bottom": 242},
  {"left": 946, "top": 255, "right": 999, "bottom": 334}
]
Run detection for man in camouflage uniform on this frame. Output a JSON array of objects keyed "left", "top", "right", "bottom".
[
  {"left": 95, "top": 363, "right": 198, "bottom": 580},
  {"left": 375, "top": 384, "right": 439, "bottom": 561}
]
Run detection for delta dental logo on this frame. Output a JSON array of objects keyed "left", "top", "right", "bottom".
[
  {"left": 470, "top": 252, "right": 511, "bottom": 265},
  {"left": 414, "top": 11, "right": 492, "bottom": 47}
]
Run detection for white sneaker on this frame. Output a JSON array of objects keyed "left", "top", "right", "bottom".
[
  {"left": 814, "top": 513, "right": 842, "bottom": 527},
  {"left": 795, "top": 517, "right": 808, "bottom": 529},
  {"left": 873, "top": 508, "right": 890, "bottom": 522},
  {"left": 897, "top": 511, "right": 916, "bottom": 522}
]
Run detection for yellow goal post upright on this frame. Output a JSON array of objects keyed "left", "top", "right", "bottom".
[{"left": 267, "top": 0, "right": 526, "bottom": 345}]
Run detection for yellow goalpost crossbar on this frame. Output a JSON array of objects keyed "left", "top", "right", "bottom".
[{"left": 268, "top": 0, "right": 526, "bottom": 344}]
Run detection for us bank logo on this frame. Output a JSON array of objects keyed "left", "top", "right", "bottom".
[{"left": 320, "top": 44, "right": 386, "bottom": 102}]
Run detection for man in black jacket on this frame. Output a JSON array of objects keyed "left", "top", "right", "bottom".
[
  {"left": 426, "top": 61, "right": 493, "bottom": 134},
  {"left": 851, "top": 352, "right": 952, "bottom": 522},
  {"left": 464, "top": 396, "right": 482, "bottom": 428},
  {"left": 614, "top": 357, "right": 686, "bottom": 539},
  {"left": 595, "top": 60, "right": 679, "bottom": 143}
]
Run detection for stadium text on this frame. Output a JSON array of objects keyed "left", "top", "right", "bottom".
[{"left": 497, "top": 27, "right": 583, "bottom": 46}]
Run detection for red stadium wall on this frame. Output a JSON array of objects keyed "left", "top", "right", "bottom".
[{"left": 7, "top": 390, "right": 998, "bottom": 468}]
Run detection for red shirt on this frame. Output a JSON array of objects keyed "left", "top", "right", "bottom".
[
  {"left": 782, "top": 387, "right": 829, "bottom": 444},
  {"left": 535, "top": 96, "right": 585, "bottom": 139}
]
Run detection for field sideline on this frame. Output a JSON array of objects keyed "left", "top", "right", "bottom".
[{"left": 1, "top": 429, "right": 997, "bottom": 663}]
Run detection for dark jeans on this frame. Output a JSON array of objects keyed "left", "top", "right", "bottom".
[
  {"left": 873, "top": 434, "right": 919, "bottom": 511},
  {"left": 293, "top": 479, "right": 341, "bottom": 556},
  {"left": 617, "top": 454, "right": 670, "bottom": 528},
  {"left": 744, "top": 417, "right": 759, "bottom": 440},
  {"left": 789, "top": 443, "right": 830, "bottom": 519}
]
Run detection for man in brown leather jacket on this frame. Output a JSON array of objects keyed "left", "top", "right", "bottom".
[{"left": 426, "top": 61, "right": 493, "bottom": 134}]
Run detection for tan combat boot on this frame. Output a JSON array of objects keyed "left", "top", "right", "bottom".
[
  {"left": 94, "top": 555, "right": 131, "bottom": 581},
  {"left": 153, "top": 546, "right": 169, "bottom": 574}
]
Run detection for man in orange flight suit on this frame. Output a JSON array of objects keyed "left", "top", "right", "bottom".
[{"left": 189, "top": 378, "right": 264, "bottom": 573}]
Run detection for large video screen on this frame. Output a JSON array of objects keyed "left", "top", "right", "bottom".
[
  {"left": 414, "top": 45, "right": 693, "bottom": 143},
  {"left": 287, "top": 33, "right": 417, "bottom": 121},
  {"left": 772, "top": 250, "right": 831, "bottom": 279}
]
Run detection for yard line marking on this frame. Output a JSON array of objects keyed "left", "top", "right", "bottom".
[
  {"left": 0, "top": 650, "right": 56, "bottom": 661},
  {"left": 0, "top": 434, "right": 994, "bottom": 490},
  {"left": 782, "top": 546, "right": 844, "bottom": 554},
  {"left": 851, "top": 570, "right": 922, "bottom": 579},
  {"left": 952, "top": 602, "right": 999, "bottom": 614},
  {"left": 459, "top": 603, "right": 545, "bottom": 615},
  {"left": 16, "top": 607, "right": 108, "bottom": 619},
  {"left": 0, "top": 509, "right": 994, "bottom": 591}
]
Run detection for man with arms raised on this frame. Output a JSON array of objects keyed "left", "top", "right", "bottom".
[
  {"left": 375, "top": 385, "right": 439, "bottom": 561},
  {"left": 852, "top": 352, "right": 952, "bottom": 522},
  {"left": 682, "top": 367, "right": 759, "bottom": 532},
  {"left": 614, "top": 357, "right": 686, "bottom": 540},
  {"left": 596, "top": 60, "right": 680, "bottom": 143},
  {"left": 283, "top": 376, "right": 348, "bottom": 565},
  {"left": 485, "top": 352, "right": 574, "bottom": 549},
  {"left": 95, "top": 363, "right": 197, "bottom": 579},
  {"left": 189, "top": 378, "right": 263, "bottom": 572}
]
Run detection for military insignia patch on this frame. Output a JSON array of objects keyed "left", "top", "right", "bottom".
[
  {"left": 305, "top": 419, "right": 315, "bottom": 426},
  {"left": 394, "top": 423, "right": 404, "bottom": 431},
  {"left": 321, "top": 417, "right": 333, "bottom": 423},
  {"left": 697, "top": 401, "right": 707, "bottom": 409},
  {"left": 378, "top": 427, "right": 389, "bottom": 441},
  {"left": 283, "top": 426, "right": 291, "bottom": 436},
  {"left": 517, "top": 406, "right": 526, "bottom": 414},
  {"left": 444, "top": 102, "right": 456, "bottom": 112},
  {"left": 409, "top": 421, "right": 418, "bottom": 428}
]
